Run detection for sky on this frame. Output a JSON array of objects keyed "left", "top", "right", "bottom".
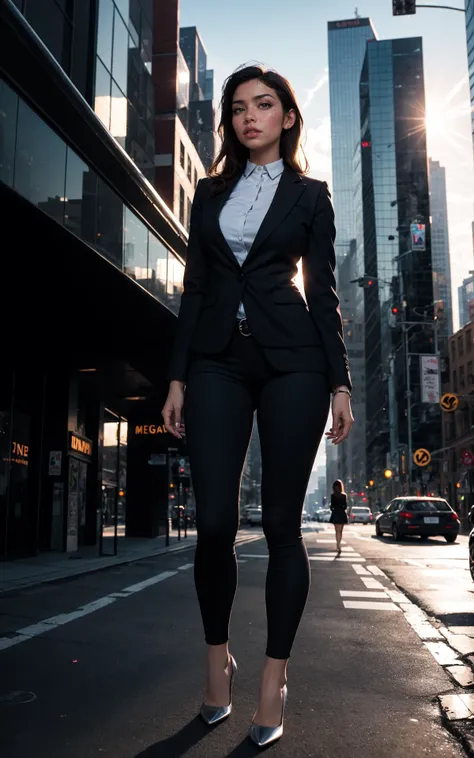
[{"left": 179, "top": 0, "right": 474, "bottom": 474}]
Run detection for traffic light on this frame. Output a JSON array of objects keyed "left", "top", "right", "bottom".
[
  {"left": 393, "top": 0, "right": 416, "bottom": 15},
  {"left": 357, "top": 276, "right": 376, "bottom": 289}
]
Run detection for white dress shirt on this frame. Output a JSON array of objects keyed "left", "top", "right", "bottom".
[{"left": 219, "top": 158, "right": 285, "bottom": 319}]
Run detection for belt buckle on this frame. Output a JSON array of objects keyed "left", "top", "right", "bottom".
[{"left": 238, "top": 318, "right": 251, "bottom": 337}]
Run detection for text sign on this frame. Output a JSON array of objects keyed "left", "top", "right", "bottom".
[{"left": 68, "top": 432, "right": 93, "bottom": 460}]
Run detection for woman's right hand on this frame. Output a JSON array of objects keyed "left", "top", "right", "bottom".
[{"left": 162, "top": 380, "right": 185, "bottom": 439}]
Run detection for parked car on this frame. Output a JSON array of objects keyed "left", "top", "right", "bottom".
[
  {"left": 375, "top": 497, "right": 460, "bottom": 542},
  {"left": 469, "top": 506, "right": 474, "bottom": 581},
  {"left": 349, "top": 506, "right": 373, "bottom": 524},
  {"left": 319, "top": 508, "right": 331, "bottom": 523},
  {"left": 247, "top": 506, "right": 263, "bottom": 526},
  {"left": 302, "top": 510, "right": 309, "bottom": 523}
]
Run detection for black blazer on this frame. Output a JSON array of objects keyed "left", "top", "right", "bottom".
[
  {"left": 167, "top": 166, "right": 351, "bottom": 389},
  {"left": 330, "top": 493, "right": 347, "bottom": 512}
]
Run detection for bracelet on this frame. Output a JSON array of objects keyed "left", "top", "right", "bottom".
[{"left": 333, "top": 387, "right": 351, "bottom": 398}]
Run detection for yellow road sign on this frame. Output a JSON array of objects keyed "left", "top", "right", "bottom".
[
  {"left": 440, "top": 393, "right": 459, "bottom": 413},
  {"left": 414, "top": 448, "right": 431, "bottom": 467}
]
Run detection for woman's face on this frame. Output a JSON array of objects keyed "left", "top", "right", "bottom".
[
  {"left": 231, "top": 79, "right": 295, "bottom": 154},
  {"left": 334, "top": 483, "right": 342, "bottom": 494}
]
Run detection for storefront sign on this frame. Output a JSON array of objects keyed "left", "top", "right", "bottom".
[
  {"left": 69, "top": 432, "right": 93, "bottom": 461},
  {"left": 420, "top": 355, "right": 440, "bottom": 404},
  {"left": 411, "top": 223, "right": 426, "bottom": 251},
  {"left": 49, "top": 450, "right": 62, "bottom": 476},
  {"left": 4, "top": 441, "right": 29, "bottom": 466},
  {"left": 135, "top": 424, "right": 169, "bottom": 435}
]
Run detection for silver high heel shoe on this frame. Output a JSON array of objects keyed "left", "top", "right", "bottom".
[
  {"left": 249, "top": 684, "right": 288, "bottom": 748},
  {"left": 199, "top": 655, "right": 237, "bottom": 726}
]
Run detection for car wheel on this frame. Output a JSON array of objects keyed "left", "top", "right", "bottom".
[
  {"left": 375, "top": 522, "right": 383, "bottom": 537},
  {"left": 470, "top": 544, "right": 474, "bottom": 581},
  {"left": 392, "top": 523, "right": 402, "bottom": 541},
  {"left": 445, "top": 534, "right": 457, "bottom": 544}
]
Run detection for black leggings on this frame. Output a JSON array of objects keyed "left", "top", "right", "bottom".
[{"left": 184, "top": 327, "right": 330, "bottom": 659}]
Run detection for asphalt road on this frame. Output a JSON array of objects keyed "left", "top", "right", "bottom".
[{"left": 0, "top": 525, "right": 470, "bottom": 757}]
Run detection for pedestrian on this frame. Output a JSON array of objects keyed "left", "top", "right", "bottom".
[
  {"left": 330, "top": 479, "right": 348, "bottom": 555},
  {"left": 162, "top": 64, "right": 353, "bottom": 748}
]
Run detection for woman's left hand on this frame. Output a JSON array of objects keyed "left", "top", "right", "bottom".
[{"left": 326, "top": 390, "right": 354, "bottom": 445}]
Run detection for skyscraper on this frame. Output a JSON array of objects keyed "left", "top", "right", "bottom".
[
  {"left": 327, "top": 16, "right": 376, "bottom": 488},
  {"left": 429, "top": 159, "right": 453, "bottom": 337},
  {"left": 459, "top": 274, "right": 474, "bottom": 327},
  {"left": 328, "top": 17, "right": 377, "bottom": 260},
  {"left": 465, "top": 0, "right": 474, "bottom": 152},
  {"left": 360, "top": 37, "right": 440, "bottom": 493}
]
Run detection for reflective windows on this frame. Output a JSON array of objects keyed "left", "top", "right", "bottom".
[
  {"left": 14, "top": 99, "right": 66, "bottom": 225},
  {"left": 97, "top": 0, "right": 114, "bottom": 71},
  {"left": 110, "top": 81, "right": 128, "bottom": 149},
  {"left": 112, "top": 9, "right": 129, "bottom": 96},
  {"left": 148, "top": 233, "right": 168, "bottom": 302},
  {"left": 167, "top": 253, "right": 184, "bottom": 315},
  {"left": 0, "top": 80, "right": 18, "bottom": 187},
  {"left": 64, "top": 148, "right": 88, "bottom": 238},
  {"left": 95, "top": 57, "right": 112, "bottom": 130},
  {"left": 124, "top": 207, "right": 148, "bottom": 285}
]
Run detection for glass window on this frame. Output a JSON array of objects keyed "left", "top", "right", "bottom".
[
  {"left": 459, "top": 336, "right": 464, "bottom": 357},
  {"left": 97, "top": 0, "right": 114, "bottom": 72},
  {"left": 453, "top": 369, "right": 458, "bottom": 392},
  {"left": 25, "top": 0, "right": 70, "bottom": 72},
  {"left": 64, "top": 148, "right": 88, "bottom": 238},
  {"left": 468, "top": 361, "right": 473, "bottom": 384},
  {"left": 123, "top": 207, "right": 148, "bottom": 286},
  {"left": 0, "top": 80, "right": 18, "bottom": 187},
  {"left": 110, "top": 81, "right": 128, "bottom": 149},
  {"left": 81, "top": 172, "right": 123, "bottom": 267},
  {"left": 467, "top": 329, "right": 472, "bottom": 353},
  {"left": 451, "top": 340, "right": 456, "bottom": 358},
  {"left": 112, "top": 9, "right": 129, "bottom": 96},
  {"left": 194, "top": 168, "right": 198, "bottom": 188},
  {"left": 187, "top": 198, "right": 192, "bottom": 232},
  {"left": 167, "top": 252, "right": 184, "bottom": 315},
  {"left": 14, "top": 99, "right": 66, "bottom": 224},
  {"left": 148, "top": 233, "right": 168, "bottom": 302},
  {"left": 114, "top": 0, "right": 129, "bottom": 22},
  {"left": 95, "top": 57, "right": 111, "bottom": 131},
  {"left": 180, "top": 142, "right": 185, "bottom": 169},
  {"left": 179, "top": 186, "right": 185, "bottom": 226},
  {"left": 460, "top": 365, "right": 465, "bottom": 388},
  {"left": 187, "top": 156, "right": 192, "bottom": 182}
]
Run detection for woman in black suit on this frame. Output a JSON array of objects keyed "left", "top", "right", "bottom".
[
  {"left": 162, "top": 64, "right": 353, "bottom": 747},
  {"left": 330, "top": 479, "right": 348, "bottom": 555}
]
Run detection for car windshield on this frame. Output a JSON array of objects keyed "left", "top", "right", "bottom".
[
  {"left": 352, "top": 507, "right": 370, "bottom": 513},
  {"left": 404, "top": 500, "right": 451, "bottom": 512}
]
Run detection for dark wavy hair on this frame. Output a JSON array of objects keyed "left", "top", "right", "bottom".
[
  {"left": 333, "top": 480, "right": 345, "bottom": 493},
  {"left": 209, "top": 64, "right": 308, "bottom": 192}
]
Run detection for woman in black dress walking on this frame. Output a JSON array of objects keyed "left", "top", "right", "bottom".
[{"left": 330, "top": 480, "right": 348, "bottom": 555}]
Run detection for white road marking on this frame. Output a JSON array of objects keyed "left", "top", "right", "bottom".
[
  {"left": 309, "top": 556, "right": 366, "bottom": 562},
  {"left": 361, "top": 577, "right": 385, "bottom": 590},
  {"left": 0, "top": 570, "right": 178, "bottom": 653},
  {"left": 239, "top": 554, "right": 268, "bottom": 559},
  {"left": 237, "top": 559, "right": 247, "bottom": 563},
  {"left": 315, "top": 539, "right": 347, "bottom": 545},
  {"left": 352, "top": 565, "right": 371, "bottom": 575},
  {"left": 177, "top": 564, "right": 193, "bottom": 571},
  {"left": 367, "top": 566, "right": 386, "bottom": 577},
  {"left": 343, "top": 600, "right": 401, "bottom": 611},
  {"left": 339, "top": 591, "right": 389, "bottom": 599}
]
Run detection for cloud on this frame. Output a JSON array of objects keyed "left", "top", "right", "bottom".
[
  {"left": 304, "top": 120, "right": 332, "bottom": 177},
  {"left": 447, "top": 192, "right": 474, "bottom": 206},
  {"left": 302, "top": 70, "right": 328, "bottom": 111}
]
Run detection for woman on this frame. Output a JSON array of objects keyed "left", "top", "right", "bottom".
[
  {"left": 330, "top": 480, "right": 348, "bottom": 555},
  {"left": 162, "top": 64, "right": 353, "bottom": 748}
]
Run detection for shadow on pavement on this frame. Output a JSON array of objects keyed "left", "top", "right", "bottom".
[{"left": 133, "top": 716, "right": 263, "bottom": 757}]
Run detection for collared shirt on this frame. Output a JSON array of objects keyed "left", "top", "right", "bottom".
[{"left": 219, "top": 158, "right": 285, "bottom": 319}]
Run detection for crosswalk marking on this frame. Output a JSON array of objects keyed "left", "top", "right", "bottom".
[
  {"left": 361, "top": 577, "right": 385, "bottom": 590},
  {"left": 309, "top": 556, "right": 366, "bottom": 562},
  {"left": 343, "top": 600, "right": 401, "bottom": 611},
  {"left": 352, "top": 565, "right": 371, "bottom": 575},
  {"left": 367, "top": 566, "right": 386, "bottom": 577},
  {"left": 339, "top": 591, "right": 389, "bottom": 599}
]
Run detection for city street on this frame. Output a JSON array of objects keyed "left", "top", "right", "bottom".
[{"left": 1, "top": 525, "right": 473, "bottom": 757}]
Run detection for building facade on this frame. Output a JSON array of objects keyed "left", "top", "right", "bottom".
[
  {"left": 0, "top": 0, "right": 190, "bottom": 559},
  {"left": 466, "top": 0, "right": 474, "bottom": 152},
  {"left": 441, "top": 322, "right": 474, "bottom": 526},
  {"left": 328, "top": 16, "right": 377, "bottom": 261},
  {"left": 459, "top": 274, "right": 474, "bottom": 328},
  {"left": 179, "top": 26, "right": 217, "bottom": 171},
  {"left": 360, "top": 37, "right": 441, "bottom": 497},
  {"left": 429, "top": 159, "right": 453, "bottom": 339}
]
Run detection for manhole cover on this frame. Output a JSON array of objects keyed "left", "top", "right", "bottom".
[{"left": 0, "top": 690, "right": 37, "bottom": 705}]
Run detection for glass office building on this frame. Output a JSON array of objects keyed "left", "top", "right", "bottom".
[
  {"left": 0, "top": 1, "right": 189, "bottom": 559},
  {"left": 360, "top": 37, "right": 441, "bottom": 492},
  {"left": 429, "top": 159, "right": 453, "bottom": 339},
  {"left": 328, "top": 17, "right": 377, "bottom": 260},
  {"left": 466, "top": 0, "right": 474, "bottom": 151}
]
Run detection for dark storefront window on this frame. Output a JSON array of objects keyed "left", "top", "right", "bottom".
[
  {"left": 124, "top": 207, "right": 148, "bottom": 285},
  {"left": 14, "top": 99, "right": 66, "bottom": 225},
  {"left": 0, "top": 80, "right": 18, "bottom": 187}
]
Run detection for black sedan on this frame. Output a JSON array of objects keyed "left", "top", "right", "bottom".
[{"left": 375, "top": 497, "right": 460, "bottom": 542}]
